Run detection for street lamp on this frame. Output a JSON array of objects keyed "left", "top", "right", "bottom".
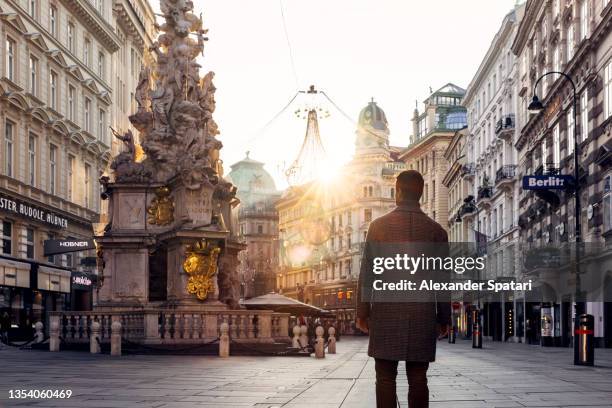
[{"left": 528, "top": 71, "right": 584, "bottom": 365}]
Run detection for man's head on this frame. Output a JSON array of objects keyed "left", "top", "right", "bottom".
[{"left": 396, "top": 170, "right": 424, "bottom": 204}]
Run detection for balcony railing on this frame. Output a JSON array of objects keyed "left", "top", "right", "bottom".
[
  {"left": 495, "top": 114, "right": 515, "bottom": 134},
  {"left": 477, "top": 186, "right": 493, "bottom": 201},
  {"left": 462, "top": 163, "right": 475, "bottom": 177},
  {"left": 495, "top": 165, "right": 517, "bottom": 184},
  {"left": 460, "top": 201, "right": 476, "bottom": 216},
  {"left": 535, "top": 162, "right": 560, "bottom": 176}
]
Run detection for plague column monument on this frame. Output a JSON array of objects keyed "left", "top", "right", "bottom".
[{"left": 96, "top": 0, "right": 242, "bottom": 311}]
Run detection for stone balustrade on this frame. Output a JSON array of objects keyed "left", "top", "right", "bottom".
[
  {"left": 49, "top": 310, "right": 291, "bottom": 349},
  {"left": 49, "top": 311, "right": 144, "bottom": 344}
]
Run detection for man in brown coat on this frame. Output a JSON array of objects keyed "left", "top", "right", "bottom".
[{"left": 357, "top": 170, "right": 450, "bottom": 408}]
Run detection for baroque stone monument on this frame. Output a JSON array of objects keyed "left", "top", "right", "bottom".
[{"left": 96, "top": 0, "right": 243, "bottom": 311}]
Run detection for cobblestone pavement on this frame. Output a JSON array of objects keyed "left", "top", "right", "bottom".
[{"left": 1, "top": 337, "right": 612, "bottom": 408}]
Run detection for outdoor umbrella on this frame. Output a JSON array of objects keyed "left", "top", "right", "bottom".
[{"left": 242, "top": 292, "right": 334, "bottom": 317}]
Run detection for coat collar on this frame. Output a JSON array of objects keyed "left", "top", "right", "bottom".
[{"left": 394, "top": 199, "right": 422, "bottom": 211}]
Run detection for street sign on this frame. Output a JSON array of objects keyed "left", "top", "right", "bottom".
[
  {"left": 522, "top": 175, "right": 573, "bottom": 190},
  {"left": 44, "top": 239, "right": 96, "bottom": 256}
]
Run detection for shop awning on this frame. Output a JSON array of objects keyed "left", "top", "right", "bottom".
[
  {"left": 0, "top": 258, "right": 30, "bottom": 288},
  {"left": 242, "top": 292, "right": 334, "bottom": 317},
  {"left": 38, "top": 265, "right": 71, "bottom": 293}
]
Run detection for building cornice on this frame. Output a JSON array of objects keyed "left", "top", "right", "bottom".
[
  {"left": 59, "top": 0, "right": 121, "bottom": 52},
  {"left": 113, "top": 0, "right": 156, "bottom": 51}
]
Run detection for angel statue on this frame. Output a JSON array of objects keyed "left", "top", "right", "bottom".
[
  {"left": 135, "top": 67, "right": 151, "bottom": 111},
  {"left": 111, "top": 128, "right": 136, "bottom": 161}
]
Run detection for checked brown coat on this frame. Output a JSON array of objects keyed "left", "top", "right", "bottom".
[{"left": 357, "top": 200, "right": 451, "bottom": 362}]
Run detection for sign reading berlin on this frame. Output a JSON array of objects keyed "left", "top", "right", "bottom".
[
  {"left": 0, "top": 194, "right": 69, "bottom": 228},
  {"left": 522, "top": 175, "right": 574, "bottom": 190}
]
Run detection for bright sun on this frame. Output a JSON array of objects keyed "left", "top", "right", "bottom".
[{"left": 316, "top": 157, "right": 342, "bottom": 184}]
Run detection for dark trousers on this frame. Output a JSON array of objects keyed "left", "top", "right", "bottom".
[{"left": 375, "top": 359, "right": 429, "bottom": 408}]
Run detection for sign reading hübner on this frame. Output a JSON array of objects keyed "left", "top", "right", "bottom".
[
  {"left": 522, "top": 175, "right": 574, "bottom": 190},
  {"left": 44, "top": 239, "right": 96, "bottom": 256},
  {"left": 0, "top": 193, "right": 69, "bottom": 228}
]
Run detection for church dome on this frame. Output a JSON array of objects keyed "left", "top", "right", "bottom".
[
  {"left": 228, "top": 152, "right": 278, "bottom": 206},
  {"left": 358, "top": 99, "right": 388, "bottom": 131}
]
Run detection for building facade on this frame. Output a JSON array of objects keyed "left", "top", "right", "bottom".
[
  {"left": 0, "top": 0, "right": 155, "bottom": 339},
  {"left": 512, "top": 0, "right": 612, "bottom": 347},
  {"left": 400, "top": 84, "right": 468, "bottom": 228},
  {"left": 443, "top": 126, "right": 472, "bottom": 243},
  {"left": 459, "top": 4, "right": 525, "bottom": 343},
  {"left": 228, "top": 153, "right": 280, "bottom": 299}
]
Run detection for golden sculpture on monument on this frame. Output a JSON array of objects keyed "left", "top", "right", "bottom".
[
  {"left": 147, "top": 186, "right": 175, "bottom": 225},
  {"left": 184, "top": 241, "right": 221, "bottom": 301}
]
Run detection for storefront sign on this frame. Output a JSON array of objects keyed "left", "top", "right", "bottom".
[
  {"left": 71, "top": 272, "right": 94, "bottom": 289},
  {"left": 522, "top": 175, "right": 573, "bottom": 190},
  {"left": 0, "top": 193, "right": 68, "bottom": 228},
  {"left": 44, "top": 239, "right": 96, "bottom": 256}
]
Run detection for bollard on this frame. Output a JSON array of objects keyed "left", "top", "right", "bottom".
[
  {"left": 327, "top": 327, "right": 336, "bottom": 354},
  {"left": 219, "top": 322, "right": 230, "bottom": 357},
  {"left": 292, "top": 325, "right": 301, "bottom": 348},
  {"left": 574, "top": 314, "right": 594, "bottom": 366},
  {"left": 90, "top": 321, "right": 101, "bottom": 354},
  {"left": 472, "top": 309, "right": 482, "bottom": 349},
  {"left": 110, "top": 320, "right": 122, "bottom": 357},
  {"left": 49, "top": 315, "right": 60, "bottom": 352},
  {"left": 34, "top": 321, "right": 44, "bottom": 344},
  {"left": 448, "top": 326, "right": 456, "bottom": 344},
  {"left": 314, "top": 326, "right": 325, "bottom": 358},
  {"left": 299, "top": 325, "right": 308, "bottom": 348}
]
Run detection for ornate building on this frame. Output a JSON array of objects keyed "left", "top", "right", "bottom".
[
  {"left": 276, "top": 100, "right": 406, "bottom": 334},
  {"left": 228, "top": 153, "right": 280, "bottom": 299},
  {"left": 400, "top": 84, "right": 468, "bottom": 228},
  {"left": 512, "top": 0, "right": 612, "bottom": 347},
  {"left": 459, "top": 4, "right": 525, "bottom": 344},
  {"left": 443, "top": 126, "right": 472, "bottom": 243},
  {"left": 0, "top": 0, "right": 155, "bottom": 337}
]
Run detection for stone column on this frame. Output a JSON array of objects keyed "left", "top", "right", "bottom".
[
  {"left": 90, "top": 321, "right": 101, "bottom": 354},
  {"left": 314, "top": 326, "right": 325, "bottom": 358},
  {"left": 258, "top": 313, "right": 272, "bottom": 340},
  {"left": 110, "top": 317, "right": 122, "bottom": 356},
  {"left": 143, "top": 310, "right": 160, "bottom": 344},
  {"left": 49, "top": 315, "right": 60, "bottom": 352},
  {"left": 219, "top": 322, "right": 229, "bottom": 357}
]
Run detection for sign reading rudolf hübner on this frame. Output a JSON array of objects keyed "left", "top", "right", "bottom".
[
  {"left": 0, "top": 193, "right": 69, "bottom": 228},
  {"left": 522, "top": 175, "right": 574, "bottom": 190}
]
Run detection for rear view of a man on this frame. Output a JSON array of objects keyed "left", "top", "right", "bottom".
[{"left": 357, "top": 170, "right": 449, "bottom": 408}]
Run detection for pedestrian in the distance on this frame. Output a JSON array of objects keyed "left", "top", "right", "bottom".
[{"left": 357, "top": 170, "right": 450, "bottom": 408}]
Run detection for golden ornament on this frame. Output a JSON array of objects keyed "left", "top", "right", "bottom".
[
  {"left": 183, "top": 241, "right": 221, "bottom": 301},
  {"left": 147, "top": 186, "right": 175, "bottom": 226}
]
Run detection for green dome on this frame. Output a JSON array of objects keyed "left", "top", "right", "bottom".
[{"left": 228, "top": 152, "right": 278, "bottom": 206}]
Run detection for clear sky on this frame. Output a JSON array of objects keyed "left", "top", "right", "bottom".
[{"left": 183, "top": 0, "right": 521, "bottom": 189}]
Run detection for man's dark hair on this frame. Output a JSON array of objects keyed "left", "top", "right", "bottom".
[{"left": 396, "top": 170, "right": 424, "bottom": 201}]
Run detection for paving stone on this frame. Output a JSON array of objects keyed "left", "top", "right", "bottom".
[{"left": 1, "top": 338, "right": 612, "bottom": 407}]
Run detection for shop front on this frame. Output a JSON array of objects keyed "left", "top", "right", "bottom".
[
  {"left": 0, "top": 257, "right": 71, "bottom": 341},
  {"left": 70, "top": 271, "right": 95, "bottom": 311},
  {"left": 311, "top": 283, "right": 356, "bottom": 335}
]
